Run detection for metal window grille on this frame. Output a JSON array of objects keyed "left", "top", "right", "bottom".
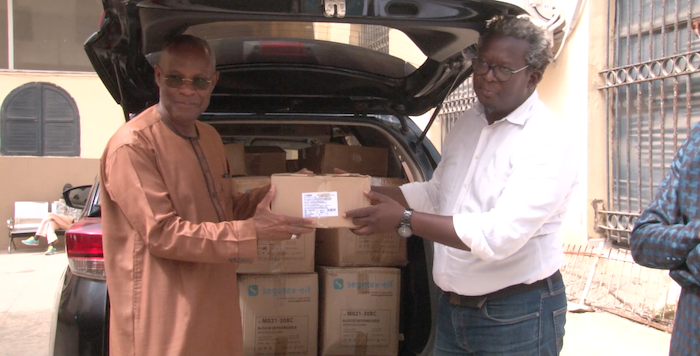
[
  {"left": 359, "top": 25, "right": 389, "bottom": 54},
  {"left": 438, "top": 78, "right": 476, "bottom": 143},
  {"left": 597, "top": 0, "right": 700, "bottom": 246}
]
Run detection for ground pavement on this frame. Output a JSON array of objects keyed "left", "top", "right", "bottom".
[{"left": 0, "top": 249, "right": 672, "bottom": 356}]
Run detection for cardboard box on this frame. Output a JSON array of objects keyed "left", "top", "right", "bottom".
[
  {"left": 239, "top": 273, "right": 318, "bottom": 356},
  {"left": 312, "top": 177, "right": 408, "bottom": 267},
  {"left": 270, "top": 174, "right": 371, "bottom": 228},
  {"left": 231, "top": 176, "right": 271, "bottom": 195},
  {"left": 370, "top": 177, "right": 409, "bottom": 187},
  {"left": 315, "top": 229, "right": 407, "bottom": 267},
  {"left": 317, "top": 267, "right": 401, "bottom": 356},
  {"left": 231, "top": 176, "right": 315, "bottom": 274},
  {"left": 224, "top": 143, "right": 247, "bottom": 177},
  {"left": 245, "top": 146, "right": 287, "bottom": 176},
  {"left": 237, "top": 232, "right": 315, "bottom": 274},
  {"left": 300, "top": 143, "right": 389, "bottom": 177}
]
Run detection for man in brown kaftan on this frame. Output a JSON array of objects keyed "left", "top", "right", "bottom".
[{"left": 99, "top": 35, "right": 315, "bottom": 356}]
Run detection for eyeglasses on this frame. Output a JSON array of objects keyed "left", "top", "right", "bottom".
[
  {"left": 471, "top": 58, "right": 529, "bottom": 82},
  {"left": 162, "top": 74, "right": 214, "bottom": 90}
]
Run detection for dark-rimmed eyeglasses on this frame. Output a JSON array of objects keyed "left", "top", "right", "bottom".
[{"left": 472, "top": 58, "right": 529, "bottom": 82}]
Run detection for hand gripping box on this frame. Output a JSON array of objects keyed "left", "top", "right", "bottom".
[
  {"left": 231, "top": 176, "right": 315, "bottom": 274},
  {"left": 270, "top": 174, "right": 371, "bottom": 228},
  {"left": 315, "top": 177, "right": 408, "bottom": 267},
  {"left": 317, "top": 267, "right": 401, "bottom": 356},
  {"left": 238, "top": 273, "right": 318, "bottom": 356}
]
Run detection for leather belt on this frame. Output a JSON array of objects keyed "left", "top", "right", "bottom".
[{"left": 444, "top": 270, "right": 563, "bottom": 308}]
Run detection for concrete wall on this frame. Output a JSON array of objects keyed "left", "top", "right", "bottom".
[
  {"left": 536, "top": 2, "right": 600, "bottom": 245},
  {"left": 0, "top": 156, "right": 100, "bottom": 251}
]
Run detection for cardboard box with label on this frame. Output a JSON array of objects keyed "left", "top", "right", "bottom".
[
  {"left": 245, "top": 146, "right": 288, "bottom": 176},
  {"left": 270, "top": 174, "right": 371, "bottom": 228},
  {"left": 315, "top": 229, "right": 407, "bottom": 267},
  {"left": 237, "top": 232, "right": 315, "bottom": 274},
  {"left": 317, "top": 267, "right": 401, "bottom": 356},
  {"left": 313, "top": 176, "right": 409, "bottom": 267},
  {"left": 224, "top": 142, "right": 247, "bottom": 177},
  {"left": 238, "top": 273, "right": 319, "bottom": 356},
  {"left": 230, "top": 176, "right": 315, "bottom": 274},
  {"left": 299, "top": 143, "right": 389, "bottom": 177}
]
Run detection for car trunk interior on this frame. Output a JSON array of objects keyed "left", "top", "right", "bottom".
[{"left": 207, "top": 116, "right": 436, "bottom": 355}]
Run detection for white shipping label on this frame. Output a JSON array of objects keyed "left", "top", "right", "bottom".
[
  {"left": 339, "top": 309, "right": 391, "bottom": 347},
  {"left": 254, "top": 316, "right": 309, "bottom": 355},
  {"left": 302, "top": 192, "right": 339, "bottom": 218}
]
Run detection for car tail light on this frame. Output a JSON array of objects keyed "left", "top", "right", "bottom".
[
  {"left": 66, "top": 227, "right": 105, "bottom": 280},
  {"left": 259, "top": 41, "right": 306, "bottom": 56}
]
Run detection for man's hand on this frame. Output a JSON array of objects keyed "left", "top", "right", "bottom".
[
  {"left": 343, "top": 190, "right": 404, "bottom": 235},
  {"left": 254, "top": 185, "right": 316, "bottom": 240}
]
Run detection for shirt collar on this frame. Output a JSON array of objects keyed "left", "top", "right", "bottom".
[{"left": 476, "top": 90, "right": 539, "bottom": 126}]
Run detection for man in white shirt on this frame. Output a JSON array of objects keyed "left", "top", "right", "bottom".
[{"left": 345, "top": 15, "right": 578, "bottom": 355}]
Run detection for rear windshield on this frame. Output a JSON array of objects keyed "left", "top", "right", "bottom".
[{"left": 184, "top": 21, "right": 427, "bottom": 76}]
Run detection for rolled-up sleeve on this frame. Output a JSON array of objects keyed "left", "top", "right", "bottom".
[{"left": 453, "top": 120, "right": 579, "bottom": 261}]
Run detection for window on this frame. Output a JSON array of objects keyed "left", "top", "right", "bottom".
[
  {"left": 0, "top": 1, "right": 7, "bottom": 69},
  {"left": 598, "top": 0, "right": 700, "bottom": 245},
  {"left": 12, "top": 0, "right": 102, "bottom": 71},
  {"left": 1, "top": 82, "right": 80, "bottom": 156}
]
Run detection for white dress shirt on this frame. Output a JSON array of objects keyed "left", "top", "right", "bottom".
[{"left": 400, "top": 91, "right": 579, "bottom": 296}]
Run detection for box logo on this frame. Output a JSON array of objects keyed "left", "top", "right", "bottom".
[
  {"left": 248, "top": 285, "right": 259, "bottom": 296},
  {"left": 333, "top": 278, "right": 344, "bottom": 290}
]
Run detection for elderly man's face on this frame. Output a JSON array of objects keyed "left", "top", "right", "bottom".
[
  {"left": 154, "top": 46, "right": 219, "bottom": 126},
  {"left": 473, "top": 34, "right": 542, "bottom": 123}
]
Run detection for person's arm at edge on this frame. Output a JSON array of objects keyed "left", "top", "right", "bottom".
[{"left": 630, "top": 134, "right": 700, "bottom": 269}]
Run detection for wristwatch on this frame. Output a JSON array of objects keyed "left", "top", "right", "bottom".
[{"left": 397, "top": 208, "right": 414, "bottom": 238}]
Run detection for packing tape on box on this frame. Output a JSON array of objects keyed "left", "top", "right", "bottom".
[
  {"left": 274, "top": 336, "right": 288, "bottom": 355},
  {"left": 357, "top": 271, "right": 370, "bottom": 295},
  {"left": 354, "top": 331, "right": 368, "bottom": 356}
]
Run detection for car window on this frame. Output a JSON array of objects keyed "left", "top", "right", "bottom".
[{"left": 184, "top": 21, "right": 427, "bottom": 72}]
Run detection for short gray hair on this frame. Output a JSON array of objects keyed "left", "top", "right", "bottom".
[
  {"left": 162, "top": 34, "right": 216, "bottom": 68},
  {"left": 477, "top": 15, "right": 552, "bottom": 72}
]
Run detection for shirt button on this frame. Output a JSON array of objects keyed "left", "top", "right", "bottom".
[{"left": 474, "top": 155, "right": 480, "bottom": 160}]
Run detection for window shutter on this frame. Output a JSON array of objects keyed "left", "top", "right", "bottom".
[
  {"left": 1, "top": 83, "right": 42, "bottom": 155},
  {"left": 1, "top": 82, "right": 80, "bottom": 156},
  {"left": 43, "top": 86, "right": 80, "bottom": 156}
]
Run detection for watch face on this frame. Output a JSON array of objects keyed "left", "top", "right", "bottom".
[{"left": 398, "top": 225, "right": 412, "bottom": 238}]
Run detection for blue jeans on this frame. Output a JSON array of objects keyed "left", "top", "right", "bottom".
[{"left": 434, "top": 276, "right": 567, "bottom": 355}]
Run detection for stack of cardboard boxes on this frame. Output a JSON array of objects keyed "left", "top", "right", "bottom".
[{"left": 227, "top": 142, "right": 406, "bottom": 356}]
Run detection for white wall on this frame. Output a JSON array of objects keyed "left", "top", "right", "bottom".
[{"left": 537, "top": 2, "right": 590, "bottom": 245}]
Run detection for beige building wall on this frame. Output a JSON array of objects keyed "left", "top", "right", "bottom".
[
  {"left": 0, "top": 157, "right": 100, "bottom": 252},
  {"left": 0, "top": 71, "right": 124, "bottom": 251},
  {"left": 538, "top": 1, "right": 606, "bottom": 245}
]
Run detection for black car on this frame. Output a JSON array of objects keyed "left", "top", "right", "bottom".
[{"left": 50, "top": 1, "right": 527, "bottom": 355}]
